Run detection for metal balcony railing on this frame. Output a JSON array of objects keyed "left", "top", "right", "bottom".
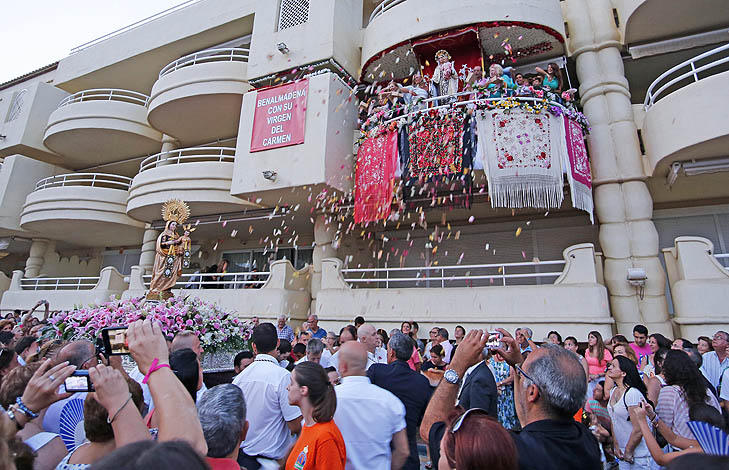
[
  {"left": 35, "top": 173, "right": 133, "bottom": 191},
  {"left": 21, "top": 277, "right": 100, "bottom": 291},
  {"left": 139, "top": 147, "right": 236, "bottom": 172},
  {"left": 644, "top": 42, "right": 729, "bottom": 110},
  {"left": 159, "top": 47, "right": 250, "bottom": 78},
  {"left": 342, "top": 259, "right": 566, "bottom": 288},
  {"left": 70, "top": 0, "right": 202, "bottom": 54},
  {"left": 369, "top": 0, "right": 407, "bottom": 24},
  {"left": 142, "top": 271, "right": 270, "bottom": 289},
  {"left": 58, "top": 89, "right": 150, "bottom": 107}
]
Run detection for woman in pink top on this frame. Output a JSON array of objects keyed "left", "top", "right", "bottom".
[{"left": 584, "top": 331, "right": 612, "bottom": 399}]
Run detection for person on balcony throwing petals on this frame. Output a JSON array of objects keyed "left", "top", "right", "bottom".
[
  {"left": 535, "top": 62, "right": 564, "bottom": 94},
  {"left": 483, "top": 64, "right": 514, "bottom": 98}
]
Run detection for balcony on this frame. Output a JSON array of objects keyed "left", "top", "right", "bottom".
[
  {"left": 641, "top": 44, "right": 729, "bottom": 177},
  {"left": 122, "top": 259, "right": 310, "bottom": 319},
  {"left": 43, "top": 89, "right": 162, "bottom": 169},
  {"left": 127, "top": 147, "right": 257, "bottom": 222},
  {"left": 361, "top": 0, "right": 565, "bottom": 82},
  {"left": 662, "top": 236, "right": 729, "bottom": 338},
  {"left": 0, "top": 81, "right": 67, "bottom": 163},
  {"left": 147, "top": 48, "right": 252, "bottom": 146},
  {"left": 316, "top": 243, "right": 612, "bottom": 338},
  {"left": 20, "top": 173, "right": 145, "bottom": 247},
  {"left": 0, "top": 267, "right": 128, "bottom": 312},
  {"left": 619, "top": 0, "right": 729, "bottom": 46}
]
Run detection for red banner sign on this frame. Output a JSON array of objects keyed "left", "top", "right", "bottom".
[{"left": 250, "top": 79, "right": 308, "bottom": 152}]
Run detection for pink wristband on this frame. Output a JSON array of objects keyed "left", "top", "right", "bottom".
[{"left": 142, "top": 358, "right": 170, "bottom": 384}]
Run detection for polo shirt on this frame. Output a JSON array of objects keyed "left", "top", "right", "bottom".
[
  {"left": 232, "top": 354, "right": 302, "bottom": 459},
  {"left": 334, "top": 376, "right": 406, "bottom": 470},
  {"left": 308, "top": 327, "right": 327, "bottom": 339},
  {"left": 700, "top": 351, "right": 729, "bottom": 391}
]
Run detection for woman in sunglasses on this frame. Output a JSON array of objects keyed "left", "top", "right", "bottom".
[
  {"left": 439, "top": 408, "right": 517, "bottom": 470},
  {"left": 606, "top": 356, "right": 652, "bottom": 469}
]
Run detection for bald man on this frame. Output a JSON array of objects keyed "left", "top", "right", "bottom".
[
  {"left": 334, "top": 342, "right": 409, "bottom": 470},
  {"left": 171, "top": 331, "right": 204, "bottom": 357},
  {"left": 358, "top": 324, "right": 387, "bottom": 369}
]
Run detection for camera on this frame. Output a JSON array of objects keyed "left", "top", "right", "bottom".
[
  {"left": 64, "top": 370, "right": 94, "bottom": 393},
  {"left": 101, "top": 326, "right": 130, "bottom": 356}
]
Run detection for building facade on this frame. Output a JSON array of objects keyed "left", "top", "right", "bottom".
[{"left": 0, "top": 0, "right": 727, "bottom": 340}]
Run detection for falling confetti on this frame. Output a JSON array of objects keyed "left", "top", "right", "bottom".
[
  {"left": 515, "top": 227, "right": 522, "bottom": 237},
  {"left": 468, "top": 216, "right": 475, "bottom": 223}
]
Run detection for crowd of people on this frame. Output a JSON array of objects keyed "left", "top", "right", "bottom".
[
  {"left": 0, "top": 302, "right": 727, "bottom": 470},
  {"left": 360, "top": 51, "right": 573, "bottom": 130}
]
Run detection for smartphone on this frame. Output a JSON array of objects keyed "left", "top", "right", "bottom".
[
  {"left": 101, "top": 326, "right": 130, "bottom": 356},
  {"left": 64, "top": 370, "right": 94, "bottom": 393},
  {"left": 485, "top": 331, "right": 504, "bottom": 350}
]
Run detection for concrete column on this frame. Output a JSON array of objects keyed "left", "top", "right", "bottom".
[
  {"left": 139, "top": 227, "right": 160, "bottom": 275},
  {"left": 565, "top": 0, "right": 671, "bottom": 336},
  {"left": 24, "top": 239, "right": 49, "bottom": 278},
  {"left": 156, "top": 134, "right": 180, "bottom": 167},
  {"left": 311, "top": 215, "right": 339, "bottom": 311}
]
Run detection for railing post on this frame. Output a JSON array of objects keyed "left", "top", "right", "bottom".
[
  {"left": 690, "top": 62, "right": 699, "bottom": 82},
  {"left": 502, "top": 265, "right": 507, "bottom": 286},
  {"left": 441, "top": 268, "right": 445, "bottom": 288}
]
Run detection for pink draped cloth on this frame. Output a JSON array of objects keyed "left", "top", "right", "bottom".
[
  {"left": 354, "top": 131, "right": 398, "bottom": 224},
  {"left": 563, "top": 117, "right": 594, "bottom": 222}
]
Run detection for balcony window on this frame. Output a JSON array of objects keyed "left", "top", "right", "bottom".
[{"left": 278, "top": 0, "right": 310, "bottom": 31}]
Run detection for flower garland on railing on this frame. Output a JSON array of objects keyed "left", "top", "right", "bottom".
[
  {"left": 357, "top": 94, "right": 590, "bottom": 146},
  {"left": 43, "top": 296, "right": 253, "bottom": 354}
]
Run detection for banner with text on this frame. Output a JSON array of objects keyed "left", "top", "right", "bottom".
[{"left": 250, "top": 79, "right": 308, "bottom": 152}]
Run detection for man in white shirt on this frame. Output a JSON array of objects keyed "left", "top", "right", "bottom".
[
  {"left": 700, "top": 330, "right": 729, "bottom": 391},
  {"left": 435, "top": 328, "right": 453, "bottom": 364},
  {"left": 232, "top": 323, "right": 302, "bottom": 469},
  {"left": 358, "top": 323, "right": 388, "bottom": 369},
  {"left": 293, "top": 338, "right": 330, "bottom": 368},
  {"left": 334, "top": 341, "right": 409, "bottom": 470}
]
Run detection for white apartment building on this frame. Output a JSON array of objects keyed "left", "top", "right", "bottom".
[{"left": 0, "top": 0, "right": 727, "bottom": 340}]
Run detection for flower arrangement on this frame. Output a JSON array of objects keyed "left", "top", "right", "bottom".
[{"left": 44, "top": 296, "right": 253, "bottom": 354}]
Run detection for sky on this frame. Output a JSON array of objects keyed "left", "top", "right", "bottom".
[{"left": 0, "top": 0, "right": 191, "bottom": 84}]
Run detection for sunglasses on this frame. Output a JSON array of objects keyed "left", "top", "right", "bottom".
[{"left": 451, "top": 408, "right": 489, "bottom": 433}]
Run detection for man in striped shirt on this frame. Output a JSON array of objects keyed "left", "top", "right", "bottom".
[{"left": 275, "top": 314, "right": 294, "bottom": 343}]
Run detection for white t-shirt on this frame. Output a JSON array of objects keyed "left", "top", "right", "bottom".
[
  {"left": 720, "top": 368, "right": 729, "bottom": 401},
  {"left": 334, "top": 376, "right": 407, "bottom": 470},
  {"left": 232, "top": 354, "right": 302, "bottom": 459},
  {"left": 608, "top": 387, "right": 651, "bottom": 457}
]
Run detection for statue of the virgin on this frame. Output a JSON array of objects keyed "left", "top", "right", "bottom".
[{"left": 146, "top": 199, "right": 190, "bottom": 300}]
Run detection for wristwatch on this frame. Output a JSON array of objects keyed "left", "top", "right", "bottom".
[{"left": 444, "top": 369, "right": 461, "bottom": 385}]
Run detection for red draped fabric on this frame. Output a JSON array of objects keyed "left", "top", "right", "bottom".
[
  {"left": 408, "top": 113, "right": 465, "bottom": 178},
  {"left": 412, "top": 26, "right": 483, "bottom": 88},
  {"left": 354, "top": 132, "right": 398, "bottom": 224}
]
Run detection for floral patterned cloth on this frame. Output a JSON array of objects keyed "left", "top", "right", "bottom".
[
  {"left": 476, "top": 109, "right": 564, "bottom": 209},
  {"left": 563, "top": 116, "right": 594, "bottom": 222},
  {"left": 490, "top": 357, "right": 519, "bottom": 429},
  {"left": 354, "top": 131, "right": 398, "bottom": 224},
  {"left": 408, "top": 112, "right": 464, "bottom": 178}
]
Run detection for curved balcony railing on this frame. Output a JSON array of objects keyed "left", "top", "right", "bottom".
[
  {"left": 374, "top": 92, "right": 576, "bottom": 128},
  {"left": 58, "top": 89, "right": 150, "bottom": 107},
  {"left": 644, "top": 43, "right": 729, "bottom": 110},
  {"left": 342, "top": 259, "right": 566, "bottom": 288},
  {"left": 139, "top": 146, "right": 236, "bottom": 172},
  {"left": 142, "top": 271, "right": 270, "bottom": 289},
  {"left": 159, "top": 47, "right": 250, "bottom": 78},
  {"left": 35, "top": 173, "right": 133, "bottom": 191},
  {"left": 369, "top": 0, "right": 406, "bottom": 24}
]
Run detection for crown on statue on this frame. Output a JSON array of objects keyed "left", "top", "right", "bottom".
[
  {"left": 161, "top": 199, "right": 190, "bottom": 224},
  {"left": 435, "top": 49, "right": 451, "bottom": 61}
]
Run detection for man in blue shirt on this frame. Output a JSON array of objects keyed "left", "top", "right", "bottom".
[{"left": 306, "top": 314, "right": 327, "bottom": 340}]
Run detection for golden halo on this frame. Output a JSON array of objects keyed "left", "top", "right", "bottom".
[{"left": 161, "top": 199, "right": 190, "bottom": 224}]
